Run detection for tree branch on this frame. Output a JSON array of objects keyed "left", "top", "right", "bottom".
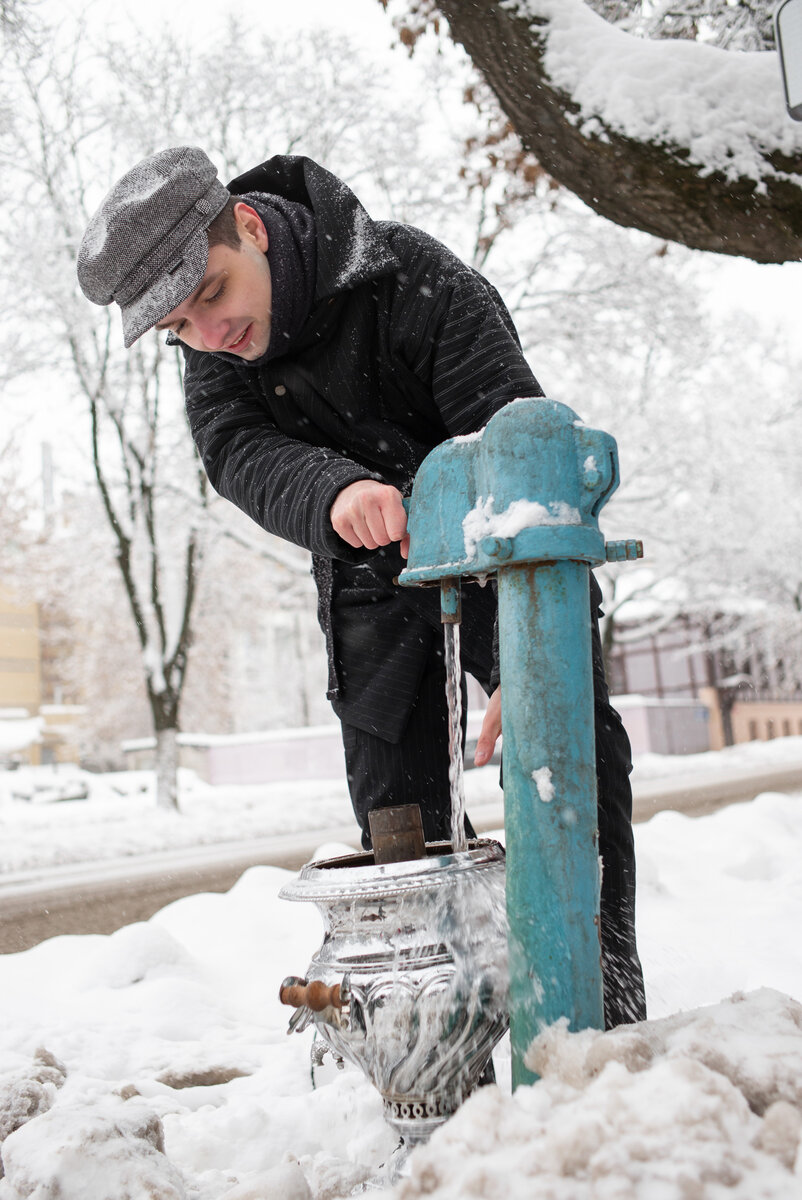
[{"left": 422, "top": 0, "right": 802, "bottom": 262}]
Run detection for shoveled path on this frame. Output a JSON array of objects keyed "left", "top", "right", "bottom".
[{"left": 1, "top": 759, "right": 800, "bottom": 954}]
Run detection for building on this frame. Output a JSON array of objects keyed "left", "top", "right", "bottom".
[
  {"left": 607, "top": 613, "right": 802, "bottom": 754},
  {"left": 0, "top": 590, "right": 84, "bottom": 766}
]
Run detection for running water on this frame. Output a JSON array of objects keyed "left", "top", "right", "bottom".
[{"left": 443, "top": 621, "right": 468, "bottom": 853}]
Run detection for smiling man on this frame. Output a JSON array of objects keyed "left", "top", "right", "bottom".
[
  {"left": 154, "top": 201, "right": 273, "bottom": 358},
  {"left": 77, "top": 146, "right": 646, "bottom": 1029}
]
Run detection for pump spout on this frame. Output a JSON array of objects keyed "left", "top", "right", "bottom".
[{"left": 440, "top": 578, "right": 461, "bottom": 624}]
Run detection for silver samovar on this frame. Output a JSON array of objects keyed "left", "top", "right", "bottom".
[{"left": 279, "top": 836, "right": 508, "bottom": 1145}]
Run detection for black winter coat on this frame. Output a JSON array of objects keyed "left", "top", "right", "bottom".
[{"left": 183, "top": 156, "right": 543, "bottom": 740}]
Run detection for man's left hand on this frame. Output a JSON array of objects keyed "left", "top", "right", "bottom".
[{"left": 474, "top": 687, "right": 501, "bottom": 766}]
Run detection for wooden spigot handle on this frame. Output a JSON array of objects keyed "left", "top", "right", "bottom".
[{"left": 279, "top": 978, "right": 342, "bottom": 1011}]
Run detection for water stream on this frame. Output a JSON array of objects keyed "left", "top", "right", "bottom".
[{"left": 443, "top": 622, "right": 468, "bottom": 854}]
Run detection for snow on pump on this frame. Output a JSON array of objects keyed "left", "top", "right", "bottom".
[{"left": 398, "top": 397, "right": 642, "bottom": 1088}]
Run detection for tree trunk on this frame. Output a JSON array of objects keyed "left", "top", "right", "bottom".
[
  {"left": 432, "top": 0, "right": 802, "bottom": 262},
  {"left": 154, "top": 726, "right": 179, "bottom": 811},
  {"left": 718, "top": 689, "right": 735, "bottom": 748}
]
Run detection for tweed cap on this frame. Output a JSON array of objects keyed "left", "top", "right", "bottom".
[{"left": 77, "top": 147, "right": 231, "bottom": 348}]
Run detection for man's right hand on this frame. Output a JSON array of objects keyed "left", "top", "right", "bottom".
[{"left": 330, "top": 480, "right": 410, "bottom": 559}]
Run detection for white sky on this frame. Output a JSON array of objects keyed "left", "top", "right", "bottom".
[{"left": 54, "top": 0, "right": 397, "bottom": 49}]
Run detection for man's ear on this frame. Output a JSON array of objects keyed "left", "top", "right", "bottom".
[{"left": 233, "top": 202, "right": 268, "bottom": 252}]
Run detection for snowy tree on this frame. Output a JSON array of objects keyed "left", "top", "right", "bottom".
[
  {"left": 592, "top": 309, "right": 802, "bottom": 720},
  {"left": 23, "top": 495, "right": 151, "bottom": 767},
  {"left": 590, "top": 1, "right": 775, "bottom": 50},
  {"left": 0, "top": 21, "right": 216, "bottom": 806},
  {"left": 670, "top": 334, "right": 802, "bottom": 696},
  {"left": 3, "top": 2, "right": 799, "bottom": 786},
  {"left": 383, "top": 0, "right": 802, "bottom": 261},
  {"left": 379, "top": 2, "right": 802, "bottom": 705},
  {"left": 16, "top": 485, "right": 323, "bottom": 768},
  {"left": 0, "top": 0, "right": 34, "bottom": 39},
  {"left": 0, "top": 432, "right": 32, "bottom": 586},
  {"left": 0, "top": 14, "right": 465, "bottom": 798}
]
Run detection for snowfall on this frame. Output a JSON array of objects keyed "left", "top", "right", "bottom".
[{"left": 0, "top": 736, "right": 801, "bottom": 1199}]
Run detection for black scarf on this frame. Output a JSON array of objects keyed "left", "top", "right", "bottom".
[{"left": 242, "top": 191, "right": 317, "bottom": 363}]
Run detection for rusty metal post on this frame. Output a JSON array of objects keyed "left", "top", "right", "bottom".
[{"left": 398, "top": 398, "right": 642, "bottom": 1088}]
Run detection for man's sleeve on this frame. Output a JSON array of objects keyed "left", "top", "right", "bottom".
[{"left": 183, "top": 350, "right": 381, "bottom": 559}]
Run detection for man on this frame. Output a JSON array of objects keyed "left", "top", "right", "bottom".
[{"left": 77, "top": 146, "right": 646, "bottom": 1028}]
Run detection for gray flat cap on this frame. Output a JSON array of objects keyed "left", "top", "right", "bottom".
[{"left": 77, "top": 146, "right": 231, "bottom": 348}]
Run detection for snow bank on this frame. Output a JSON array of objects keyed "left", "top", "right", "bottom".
[
  {"left": 1, "top": 1094, "right": 186, "bottom": 1200},
  {"left": 4, "top": 735, "right": 800, "bottom": 877},
  {"left": 0, "top": 864, "right": 398, "bottom": 1199},
  {"left": 0, "top": 767, "right": 357, "bottom": 874},
  {"left": 0, "top": 718, "right": 42, "bottom": 756},
  {"left": 393, "top": 991, "right": 802, "bottom": 1199}
]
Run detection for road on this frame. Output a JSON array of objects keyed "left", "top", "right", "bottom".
[{"left": 1, "top": 759, "right": 800, "bottom": 954}]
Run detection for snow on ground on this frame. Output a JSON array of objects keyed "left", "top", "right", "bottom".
[
  {"left": 0, "top": 745, "right": 800, "bottom": 1196},
  {"left": 398, "top": 989, "right": 802, "bottom": 1199},
  {"left": 0, "top": 762, "right": 508, "bottom": 876},
  {"left": 631, "top": 732, "right": 802, "bottom": 782},
  {"left": 0, "top": 768, "right": 356, "bottom": 876},
  {"left": 2, "top": 734, "right": 802, "bottom": 876},
  {"left": 0, "top": 718, "right": 42, "bottom": 757}
]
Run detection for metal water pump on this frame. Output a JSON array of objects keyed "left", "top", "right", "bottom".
[{"left": 398, "top": 398, "right": 641, "bottom": 1088}]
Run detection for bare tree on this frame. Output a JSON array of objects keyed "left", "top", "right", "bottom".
[
  {"left": 0, "top": 27, "right": 210, "bottom": 805},
  {"left": 0, "top": 0, "right": 37, "bottom": 41},
  {"left": 383, "top": 0, "right": 802, "bottom": 262},
  {"left": 589, "top": 1, "right": 775, "bottom": 51}
]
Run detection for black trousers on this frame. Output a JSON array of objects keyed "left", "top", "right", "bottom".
[{"left": 339, "top": 598, "right": 647, "bottom": 1031}]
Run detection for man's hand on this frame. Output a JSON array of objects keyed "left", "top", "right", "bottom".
[
  {"left": 474, "top": 687, "right": 501, "bottom": 766},
  {"left": 330, "top": 480, "right": 410, "bottom": 559}
]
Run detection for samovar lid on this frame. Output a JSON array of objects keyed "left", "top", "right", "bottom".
[{"left": 279, "top": 838, "right": 505, "bottom": 903}]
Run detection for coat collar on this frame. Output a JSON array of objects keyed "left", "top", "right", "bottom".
[{"left": 227, "top": 156, "right": 400, "bottom": 301}]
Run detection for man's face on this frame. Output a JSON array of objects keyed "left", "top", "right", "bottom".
[{"left": 155, "top": 204, "right": 272, "bottom": 358}]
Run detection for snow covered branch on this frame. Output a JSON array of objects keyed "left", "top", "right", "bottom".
[{"left": 417, "top": 0, "right": 802, "bottom": 261}]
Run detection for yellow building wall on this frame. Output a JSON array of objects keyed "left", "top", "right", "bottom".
[
  {"left": 700, "top": 686, "right": 802, "bottom": 751},
  {"left": 0, "top": 592, "right": 42, "bottom": 764}
]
